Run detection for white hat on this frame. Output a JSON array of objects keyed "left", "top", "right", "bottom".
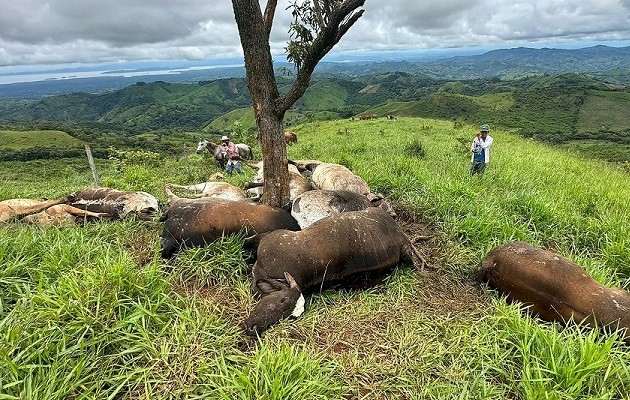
[{"left": 220, "top": 135, "right": 230, "bottom": 141}]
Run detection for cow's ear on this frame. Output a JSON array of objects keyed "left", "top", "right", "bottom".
[
  {"left": 256, "top": 279, "right": 287, "bottom": 294},
  {"left": 284, "top": 272, "right": 300, "bottom": 290},
  {"left": 366, "top": 192, "right": 383, "bottom": 204}
]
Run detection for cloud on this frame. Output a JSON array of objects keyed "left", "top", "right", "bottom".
[
  {"left": 0, "top": 0, "right": 629, "bottom": 66},
  {"left": 0, "top": 0, "right": 232, "bottom": 45}
]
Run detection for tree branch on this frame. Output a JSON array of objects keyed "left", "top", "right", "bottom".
[
  {"left": 276, "top": 0, "right": 365, "bottom": 114},
  {"left": 263, "top": 0, "right": 278, "bottom": 37}
]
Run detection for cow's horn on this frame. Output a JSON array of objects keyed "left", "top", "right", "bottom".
[{"left": 284, "top": 272, "right": 299, "bottom": 289}]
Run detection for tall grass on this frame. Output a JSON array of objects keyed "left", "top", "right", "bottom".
[{"left": 1, "top": 117, "right": 629, "bottom": 398}]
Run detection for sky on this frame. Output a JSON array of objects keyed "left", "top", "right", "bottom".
[{"left": 1, "top": 0, "right": 629, "bottom": 70}]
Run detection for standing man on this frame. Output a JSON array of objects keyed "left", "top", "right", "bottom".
[
  {"left": 220, "top": 135, "right": 243, "bottom": 176},
  {"left": 470, "top": 124, "right": 494, "bottom": 177}
]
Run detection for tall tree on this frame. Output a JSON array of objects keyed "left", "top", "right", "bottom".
[{"left": 231, "top": 0, "right": 365, "bottom": 207}]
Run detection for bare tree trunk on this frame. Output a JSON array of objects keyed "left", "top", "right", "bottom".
[
  {"left": 231, "top": 0, "right": 364, "bottom": 207},
  {"left": 232, "top": 0, "right": 289, "bottom": 207}
]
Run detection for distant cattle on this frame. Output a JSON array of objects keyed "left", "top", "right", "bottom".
[
  {"left": 1, "top": 197, "right": 68, "bottom": 223},
  {"left": 68, "top": 187, "right": 159, "bottom": 221},
  {"left": 242, "top": 208, "right": 424, "bottom": 335},
  {"left": 480, "top": 241, "right": 630, "bottom": 343},
  {"left": 284, "top": 131, "right": 298, "bottom": 145},
  {"left": 359, "top": 114, "right": 378, "bottom": 120},
  {"left": 196, "top": 139, "right": 253, "bottom": 168},
  {"left": 159, "top": 197, "right": 300, "bottom": 258}
]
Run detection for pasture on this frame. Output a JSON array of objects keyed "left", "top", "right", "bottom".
[
  {"left": 0, "top": 129, "right": 82, "bottom": 150},
  {"left": 1, "top": 117, "right": 629, "bottom": 399}
]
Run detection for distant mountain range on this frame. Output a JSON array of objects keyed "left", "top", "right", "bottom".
[
  {"left": 0, "top": 45, "right": 628, "bottom": 164},
  {"left": 0, "top": 45, "right": 628, "bottom": 99}
]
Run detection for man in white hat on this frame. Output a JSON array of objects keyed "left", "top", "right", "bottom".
[
  {"left": 470, "top": 123, "right": 493, "bottom": 177},
  {"left": 220, "top": 135, "right": 243, "bottom": 175}
]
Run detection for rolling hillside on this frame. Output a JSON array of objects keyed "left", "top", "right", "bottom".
[
  {"left": 0, "top": 79, "right": 253, "bottom": 132},
  {"left": 0, "top": 53, "right": 628, "bottom": 163},
  {"left": 0, "top": 129, "right": 82, "bottom": 150}
]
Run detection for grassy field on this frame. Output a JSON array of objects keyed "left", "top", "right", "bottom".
[
  {"left": 1, "top": 117, "right": 629, "bottom": 399},
  {"left": 0, "top": 129, "right": 82, "bottom": 150},
  {"left": 578, "top": 90, "right": 630, "bottom": 132}
]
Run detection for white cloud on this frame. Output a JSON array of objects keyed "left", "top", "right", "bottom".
[{"left": 0, "top": 0, "right": 628, "bottom": 66}]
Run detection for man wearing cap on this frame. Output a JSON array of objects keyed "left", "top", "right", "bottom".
[
  {"left": 470, "top": 124, "right": 493, "bottom": 177},
  {"left": 220, "top": 135, "right": 243, "bottom": 175}
]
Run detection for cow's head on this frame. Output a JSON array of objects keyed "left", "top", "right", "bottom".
[
  {"left": 367, "top": 193, "right": 397, "bottom": 218},
  {"left": 121, "top": 192, "right": 160, "bottom": 221},
  {"left": 243, "top": 272, "right": 305, "bottom": 336}
]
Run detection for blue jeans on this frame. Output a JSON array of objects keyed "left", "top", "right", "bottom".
[
  {"left": 226, "top": 160, "right": 243, "bottom": 175},
  {"left": 470, "top": 162, "right": 487, "bottom": 177}
]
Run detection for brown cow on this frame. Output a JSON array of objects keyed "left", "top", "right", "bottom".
[
  {"left": 68, "top": 187, "right": 159, "bottom": 221},
  {"left": 284, "top": 131, "right": 298, "bottom": 145},
  {"left": 0, "top": 197, "right": 68, "bottom": 222},
  {"left": 159, "top": 197, "right": 300, "bottom": 258},
  {"left": 242, "top": 208, "right": 425, "bottom": 335},
  {"left": 479, "top": 241, "right": 630, "bottom": 342}
]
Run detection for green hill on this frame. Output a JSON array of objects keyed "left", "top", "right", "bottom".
[
  {"left": 0, "top": 79, "right": 253, "bottom": 132},
  {"left": 0, "top": 129, "right": 82, "bottom": 150},
  {"left": 0, "top": 72, "right": 628, "bottom": 162}
]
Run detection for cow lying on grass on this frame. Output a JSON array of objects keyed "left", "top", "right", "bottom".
[
  {"left": 290, "top": 160, "right": 396, "bottom": 218},
  {"left": 1, "top": 197, "right": 68, "bottom": 222},
  {"left": 159, "top": 197, "right": 300, "bottom": 258},
  {"left": 480, "top": 241, "right": 630, "bottom": 343},
  {"left": 290, "top": 189, "right": 371, "bottom": 229},
  {"left": 196, "top": 139, "right": 253, "bottom": 168},
  {"left": 21, "top": 204, "right": 107, "bottom": 226},
  {"left": 1, "top": 197, "right": 106, "bottom": 225},
  {"left": 164, "top": 181, "right": 247, "bottom": 203},
  {"left": 68, "top": 187, "right": 159, "bottom": 221},
  {"left": 242, "top": 207, "right": 425, "bottom": 336},
  {"left": 243, "top": 161, "right": 312, "bottom": 203}
]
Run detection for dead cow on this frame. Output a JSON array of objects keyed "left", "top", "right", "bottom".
[
  {"left": 68, "top": 187, "right": 159, "bottom": 221},
  {"left": 21, "top": 204, "right": 108, "bottom": 226},
  {"left": 159, "top": 197, "right": 300, "bottom": 258},
  {"left": 479, "top": 241, "right": 630, "bottom": 342},
  {"left": 243, "top": 161, "right": 312, "bottom": 202},
  {"left": 165, "top": 181, "right": 247, "bottom": 203},
  {"left": 242, "top": 207, "right": 424, "bottom": 336},
  {"left": 309, "top": 162, "right": 396, "bottom": 217},
  {"left": 1, "top": 197, "right": 68, "bottom": 223},
  {"left": 290, "top": 189, "right": 372, "bottom": 229}
]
